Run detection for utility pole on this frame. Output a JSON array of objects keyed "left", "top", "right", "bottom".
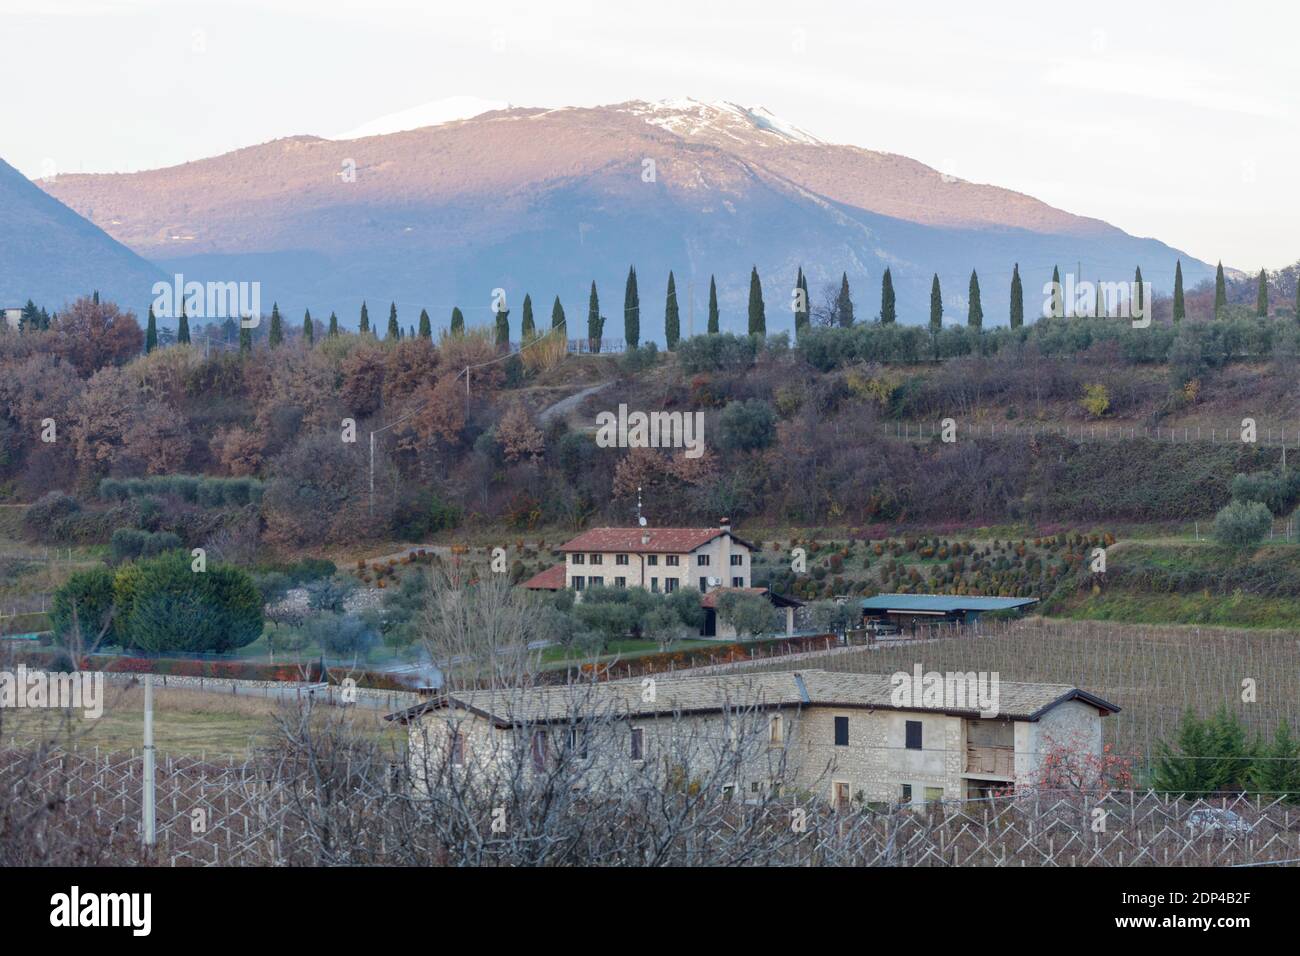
[
  {"left": 368, "top": 431, "right": 375, "bottom": 517},
  {"left": 142, "top": 674, "right": 156, "bottom": 846}
]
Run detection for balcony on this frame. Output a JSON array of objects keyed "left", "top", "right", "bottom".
[{"left": 965, "top": 744, "right": 1015, "bottom": 779}]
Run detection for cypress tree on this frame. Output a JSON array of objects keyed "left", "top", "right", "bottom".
[
  {"left": 145, "top": 305, "right": 158, "bottom": 353},
  {"left": 328, "top": 312, "right": 339, "bottom": 337},
  {"left": 387, "top": 303, "right": 399, "bottom": 340},
  {"left": 879, "top": 270, "right": 895, "bottom": 325},
  {"left": 303, "top": 309, "right": 314, "bottom": 346},
  {"left": 1215, "top": 262, "right": 1227, "bottom": 318},
  {"left": 359, "top": 301, "right": 370, "bottom": 335},
  {"left": 269, "top": 303, "right": 283, "bottom": 348},
  {"left": 1257, "top": 269, "right": 1269, "bottom": 317},
  {"left": 835, "top": 272, "right": 855, "bottom": 327},
  {"left": 418, "top": 309, "right": 432, "bottom": 339},
  {"left": 967, "top": 271, "right": 983, "bottom": 329},
  {"left": 707, "top": 276, "right": 720, "bottom": 334},
  {"left": 1010, "top": 264, "right": 1023, "bottom": 328},
  {"left": 747, "top": 266, "right": 766, "bottom": 336},
  {"left": 929, "top": 274, "right": 943, "bottom": 334},
  {"left": 587, "top": 281, "right": 603, "bottom": 352},
  {"left": 1134, "top": 266, "right": 1144, "bottom": 320},
  {"left": 1051, "top": 265, "right": 1063, "bottom": 318},
  {"left": 521, "top": 294, "right": 536, "bottom": 340},
  {"left": 794, "top": 267, "right": 810, "bottom": 338},
  {"left": 624, "top": 267, "right": 640, "bottom": 349},
  {"left": 239, "top": 325, "right": 252, "bottom": 355},
  {"left": 1173, "top": 261, "right": 1186, "bottom": 322},
  {"left": 450, "top": 307, "right": 465, "bottom": 337},
  {"left": 1095, "top": 278, "right": 1104, "bottom": 318},
  {"left": 664, "top": 271, "right": 680, "bottom": 350},
  {"left": 177, "top": 304, "right": 190, "bottom": 344},
  {"left": 44, "top": 310, "right": 53, "bottom": 330},
  {"left": 551, "top": 296, "right": 566, "bottom": 332},
  {"left": 494, "top": 305, "right": 510, "bottom": 348}
]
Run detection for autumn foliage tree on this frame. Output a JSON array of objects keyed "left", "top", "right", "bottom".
[{"left": 55, "top": 296, "right": 143, "bottom": 377}]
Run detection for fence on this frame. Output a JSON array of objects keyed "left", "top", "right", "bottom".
[
  {"left": 5, "top": 746, "right": 1299, "bottom": 866},
  {"left": 886, "top": 420, "right": 1300, "bottom": 447}
]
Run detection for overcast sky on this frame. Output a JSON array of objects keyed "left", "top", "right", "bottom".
[{"left": 3, "top": 0, "right": 1296, "bottom": 270}]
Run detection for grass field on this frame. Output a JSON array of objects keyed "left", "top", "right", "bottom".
[{"left": 0, "top": 684, "right": 403, "bottom": 757}]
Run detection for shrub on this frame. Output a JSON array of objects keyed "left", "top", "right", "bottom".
[
  {"left": 718, "top": 399, "right": 777, "bottom": 452},
  {"left": 110, "top": 528, "right": 149, "bottom": 561},
  {"left": 50, "top": 566, "right": 118, "bottom": 645},
  {"left": 24, "top": 491, "right": 79, "bottom": 537},
  {"left": 117, "top": 551, "right": 263, "bottom": 653},
  {"left": 1213, "top": 500, "right": 1273, "bottom": 552}
]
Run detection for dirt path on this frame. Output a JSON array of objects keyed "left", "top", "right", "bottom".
[{"left": 538, "top": 380, "right": 612, "bottom": 424}]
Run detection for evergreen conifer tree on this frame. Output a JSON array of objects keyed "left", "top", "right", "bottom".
[{"left": 664, "top": 271, "right": 680, "bottom": 350}]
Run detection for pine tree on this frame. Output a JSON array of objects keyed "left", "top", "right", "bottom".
[
  {"left": 303, "top": 309, "right": 314, "bottom": 346},
  {"left": 450, "top": 307, "right": 465, "bottom": 337},
  {"left": 521, "top": 294, "right": 536, "bottom": 341},
  {"left": 587, "top": 281, "right": 603, "bottom": 352},
  {"left": 967, "top": 271, "right": 983, "bottom": 329},
  {"left": 832, "top": 272, "right": 854, "bottom": 327},
  {"left": 494, "top": 305, "right": 510, "bottom": 348},
  {"left": 929, "top": 274, "right": 943, "bottom": 334},
  {"left": 664, "top": 271, "right": 680, "bottom": 350},
  {"left": 624, "top": 266, "right": 640, "bottom": 349},
  {"left": 269, "top": 303, "right": 283, "bottom": 348},
  {"left": 551, "top": 297, "right": 566, "bottom": 332},
  {"left": 359, "top": 301, "right": 370, "bottom": 335},
  {"left": 239, "top": 325, "right": 252, "bottom": 355},
  {"left": 879, "top": 270, "right": 895, "bottom": 325},
  {"left": 177, "top": 304, "right": 190, "bottom": 345},
  {"left": 1257, "top": 269, "right": 1269, "bottom": 317},
  {"left": 747, "top": 266, "right": 766, "bottom": 336},
  {"left": 145, "top": 305, "right": 158, "bottom": 353},
  {"left": 1010, "top": 264, "right": 1023, "bottom": 329},
  {"left": 19, "top": 299, "right": 38, "bottom": 332},
  {"left": 387, "top": 303, "right": 399, "bottom": 340},
  {"left": 1173, "top": 261, "right": 1185, "bottom": 323},
  {"left": 1215, "top": 262, "right": 1227, "bottom": 318},
  {"left": 1134, "top": 266, "right": 1144, "bottom": 321},
  {"left": 794, "top": 267, "right": 810, "bottom": 339},
  {"left": 707, "top": 276, "right": 720, "bottom": 334},
  {"left": 418, "top": 309, "right": 432, "bottom": 339},
  {"left": 1050, "top": 265, "right": 1063, "bottom": 319},
  {"left": 1249, "top": 721, "right": 1300, "bottom": 799},
  {"left": 43, "top": 309, "right": 52, "bottom": 330}
]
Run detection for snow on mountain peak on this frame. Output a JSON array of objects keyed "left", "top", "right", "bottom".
[{"left": 622, "top": 98, "right": 823, "bottom": 145}]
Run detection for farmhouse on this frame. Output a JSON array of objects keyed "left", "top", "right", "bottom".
[
  {"left": 387, "top": 669, "right": 1119, "bottom": 807},
  {"left": 861, "top": 594, "right": 1039, "bottom": 632}
]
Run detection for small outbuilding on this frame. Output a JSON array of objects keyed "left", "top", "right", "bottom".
[{"left": 860, "top": 594, "right": 1038, "bottom": 631}]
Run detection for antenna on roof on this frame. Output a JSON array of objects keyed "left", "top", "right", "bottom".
[{"left": 637, "top": 485, "right": 647, "bottom": 527}]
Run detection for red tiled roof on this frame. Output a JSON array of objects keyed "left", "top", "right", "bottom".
[
  {"left": 521, "top": 563, "right": 566, "bottom": 590},
  {"left": 560, "top": 527, "right": 754, "bottom": 554}
]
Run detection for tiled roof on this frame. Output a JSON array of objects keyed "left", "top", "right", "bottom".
[
  {"left": 560, "top": 527, "right": 755, "bottom": 554},
  {"left": 388, "top": 669, "right": 1119, "bottom": 725},
  {"left": 521, "top": 563, "right": 566, "bottom": 590}
]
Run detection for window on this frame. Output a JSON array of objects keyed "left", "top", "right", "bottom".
[
  {"left": 664, "top": 578, "right": 677, "bottom": 593},
  {"left": 629, "top": 727, "right": 644, "bottom": 761},
  {"left": 730, "top": 554, "right": 743, "bottom": 566},
  {"left": 571, "top": 575, "right": 585, "bottom": 590},
  {"left": 721, "top": 783, "right": 736, "bottom": 801},
  {"left": 614, "top": 576, "right": 626, "bottom": 588},
  {"left": 647, "top": 555, "right": 658, "bottom": 566},
  {"left": 769, "top": 715, "right": 783, "bottom": 744},
  {"left": 697, "top": 554, "right": 711, "bottom": 566},
  {"left": 531, "top": 730, "right": 548, "bottom": 772},
  {"left": 650, "top": 577, "right": 659, "bottom": 593},
  {"left": 665, "top": 555, "right": 680, "bottom": 566},
  {"left": 588, "top": 575, "right": 603, "bottom": 587},
  {"left": 924, "top": 787, "right": 944, "bottom": 804},
  {"left": 567, "top": 726, "right": 588, "bottom": 759},
  {"left": 450, "top": 730, "right": 465, "bottom": 767},
  {"left": 571, "top": 553, "right": 585, "bottom": 565},
  {"left": 751, "top": 781, "right": 761, "bottom": 794},
  {"left": 731, "top": 576, "right": 744, "bottom": 587},
  {"left": 589, "top": 553, "right": 603, "bottom": 565},
  {"left": 901, "top": 784, "right": 913, "bottom": 803},
  {"left": 615, "top": 553, "right": 629, "bottom": 566},
  {"left": 699, "top": 576, "right": 709, "bottom": 591},
  {"left": 834, "top": 716, "right": 849, "bottom": 746},
  {"left": 905, "top": 720, "right": 923, "bottom": 750}
]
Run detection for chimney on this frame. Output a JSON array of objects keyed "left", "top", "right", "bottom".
[
  {"left": 641, "top": 531, "right": 651, "bottom": 546},
  {"left": 719, "top": 517, "right": 731, "bottom": 534}
]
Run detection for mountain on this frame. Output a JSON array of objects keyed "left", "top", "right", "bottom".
[
  {"left": 35, "top": 99, "right": 1214, "bottom": 338},
  {"left": 0, "top": 157, "right": 164, "bottom": 316}
]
